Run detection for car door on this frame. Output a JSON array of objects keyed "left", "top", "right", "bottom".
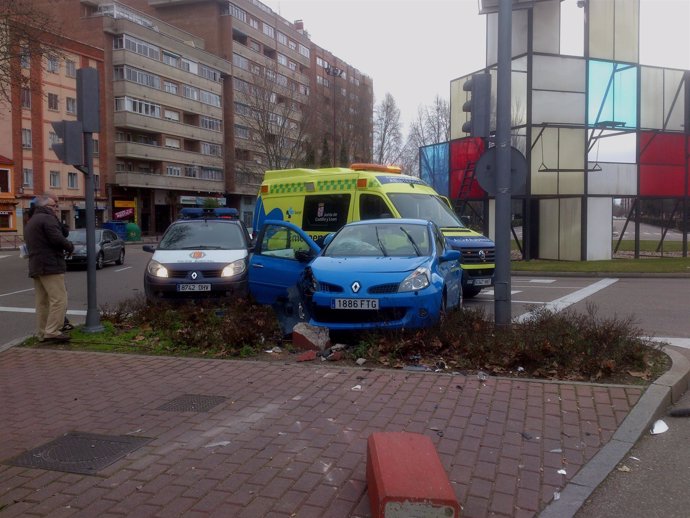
[
  {"left": 248, "top": 220, "right": 321, "bottom": 305},
  {"left": 433, "top": 224, "right": 462, "bottom": 308},
  {"left": 101, "top": 230, "right": 117, "bottom": 262}
]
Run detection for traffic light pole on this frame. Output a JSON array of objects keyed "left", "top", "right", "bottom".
[
  {"left": 76, "top": 132, "right": 103, "bottom": 333},
  {"left": 494, "top": 0, "right": 513, "bottom": 328}
]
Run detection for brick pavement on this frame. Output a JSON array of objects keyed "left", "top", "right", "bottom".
[{"left": 0, "top": 348, "right": 642, "bottom": 517}]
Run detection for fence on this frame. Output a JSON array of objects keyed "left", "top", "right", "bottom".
[{"left": 0, "top": 235, "right": 23, "bottom": 250}]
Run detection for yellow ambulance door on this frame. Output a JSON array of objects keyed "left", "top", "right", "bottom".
[{"left": 356, "top": 192, "right": 397, "bottom": 221}]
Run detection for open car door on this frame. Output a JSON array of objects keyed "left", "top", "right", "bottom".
[{"left": 248, "top": 220, "right": 321, "bottom": 305}]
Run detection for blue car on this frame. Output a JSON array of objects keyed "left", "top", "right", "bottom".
[{"left": 248, "top": 219, "right": 462, "bottom": 330}]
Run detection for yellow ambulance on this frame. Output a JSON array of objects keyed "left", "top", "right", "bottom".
[{"left": 252, "top": 163, "right": 495, "bottom": 297}]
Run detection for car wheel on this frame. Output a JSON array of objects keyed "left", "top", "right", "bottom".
[
  {"left": 115, "top": 249, "right": 125, "bottom": 265},
  {"left": 96, "top": 252, "right": 104, "bottom": 270},
  {"left": 464, "top": 286, "right": 481, "bottom": 299}
]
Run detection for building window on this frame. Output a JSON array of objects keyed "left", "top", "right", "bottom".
[
  {"left": 162, "top": 51, "right": 179, "bottom": 68},
  {"left": 277, "top": 32, "right": 288, "bottom": 46},
  {"left": 94, "top": 174, "right": 100, "bottom": 190},
  {"left": 277, "top": 54, "right": 288, "bottom": 67},
  {"left": 47, "top": 55, "right": 59, "bottom": 73},
  {"left": 235, "top": 125, "right": 250, "bottom": 139},
  {"left": 49, "top": 131, "right": 59, "bottom": 146},
  {"left": 233, "top": 53, "right": 249, "bottom": 71},
  {"left": 23, "top": 168, "right": 33, "bottom": 188},
  {"left": 164, "top": 81, "right": 178, "bottom": 94},
  {"left": 21, "top": 129, "right": 32, "bottom": 149},
  {"left": 182, "top": 85, "right": 199, "bottom": 100},
  {"left": 263, "top": 23, "right": 275, "bottom": 38},
  {"left": 226, "top": 3, "right": 246, "bottom": 22},
  {"left": 200, "top": 116, "right": 222, "bottom": 132},
  {"left": 21, "top": 88, "right": 31, "bottom": 108},
  {"left": 21, "top": 46, "right": 30, "bottom": 68},
  {"left": 66, "top": 97, "right": 77, "bottom": 114},
  {"left": 48, "top": 93, "right": 59, "bottom": 111},
  {"left": 201, "top": 142, "right": 222, "bottom": 156},
  {"left": 298, "top": 44, "right": 309, "bottom": 58},
  {"left": 66, "top": 60, "right": 77, "bottom": 77},
  {"left": 184, "top": 166, "right": 197, "bottom": 178},
  {"left": 114, "top": 34, "right": 160, "bottom": 60},
  {"left": 249, "top": 18, "right": 258, "bottom": 29},
  {"left": 199, "top": 64, "right": 222, "bottom": 82},
  {"left": 68, "top": 172, "right": 78, "bottom": 189},
  {"left": 49, "top": 170, "right": 60, "bottom": 188},
  {"left": 93, "top": 139, "right": 99, "bottom": 155},
  {"left": 115, "top": 96, "right": 161, "bottom": 117},
  {"left": 288, "top": 40, "right": 297, "bottom": 51},
  {"left": 0, "top": 169, "right": 9, "bottom": 193},
  {"left": 164, "top": 137, "right": 180, "bottom": 149},
  {"left": 164, "top": 109, "right": 180, "bottom": 121},
  {"left": 200, "top": 90, "right": 221, "bottom": 107},
  {"left": 166, "top": 165, "right": 181, "bottom": 176},
  {"left": 199, "top": 167, "right": 223, "bottom": 181}
]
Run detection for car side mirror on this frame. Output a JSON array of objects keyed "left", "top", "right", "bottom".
[
  {"left": 295, "top": 249, "right": 314, "bottom": 263},
  {"left": 143, "top": 244, "right": 156, "bottom": 253}
]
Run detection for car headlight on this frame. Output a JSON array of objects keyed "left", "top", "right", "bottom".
[
  {"left": 221, "top": 258, "right": 246, "bottom": 277},
  {"left": 147, "top": 260, "right": 169, "bottom": 278},
  {"left": 399, "top": 267, "right": 430, "bottom": 292}
]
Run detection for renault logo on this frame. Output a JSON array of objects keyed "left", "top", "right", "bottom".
[
  {"left": 351, "top": 281, "right": 361, "bottom": 293},
  {"left": 478, "top": 250, "right": 486, "bottom": 262},
  {"left": 191, "top": 272, "right": 198, "bottom": 280}
]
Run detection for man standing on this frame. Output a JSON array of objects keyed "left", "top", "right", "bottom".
[{"left": 24, "top": 194, "right": 75, "bottom": 343}]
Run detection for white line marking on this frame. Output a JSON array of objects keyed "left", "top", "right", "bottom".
[
  {"left": 0, "top": 255, "right": 11, "bottom": 259},
  {"left": 0, "top": 306, "right": 87, "bottom": 316},
  {"left": 515, "top": 278, "right": 619, "bottom": 323},
  {"left": 652, "top": 337, "right": 690, "bottom": 349},
  {"left": 0, "top": 288, "right": 34, "bottom": 298},
  {"left": 528, "top": 279, "right": 557, "bottom": 283},
  {"left": 115, "top": 266, "right": 132, "bottom": 272}
]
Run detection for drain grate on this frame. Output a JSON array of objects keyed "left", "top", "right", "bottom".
[
  {"left": 5, "top": 432, "right": 152, "bottom": 475},
  {"left": 156, "top": 394, "right": 227, "bottom": 412}
]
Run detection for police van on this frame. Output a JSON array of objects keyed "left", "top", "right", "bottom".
[{"left": 253, "top": 163, "right": 495, "bottom": 297}]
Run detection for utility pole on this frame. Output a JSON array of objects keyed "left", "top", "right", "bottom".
[{"left": 325, "top": 65, "right": 343, "bottom": 166}]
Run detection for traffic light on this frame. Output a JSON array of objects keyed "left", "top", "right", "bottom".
[
  {"left": 462, "top": 73, "right": 491, "bottom": 138},
  {"left": 51, "top": 120, "right": 84, "bottom": 166}
]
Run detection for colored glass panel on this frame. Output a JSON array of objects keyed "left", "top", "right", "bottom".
[
  {"left": 640, "top": 67, "right": 686, "bottom": 131},
  {"left": 419, "top": 142, "right": 449, "bottom": 197},
  {"left": 640, "top": 165, "right": 687, "bottom": 196},
  {"left": 588, "top": 60, "right": 638, "bottom": 128},
  {"left": 449, "top": 138, "right": 485, "bottom": 200},
  {"left": 639, "top": 132, "right": 685, "bottom": 165}
]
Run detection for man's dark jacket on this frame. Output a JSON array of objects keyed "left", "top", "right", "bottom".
[{"left": 24, "top": 206, "right": 74, "bottom": 278}]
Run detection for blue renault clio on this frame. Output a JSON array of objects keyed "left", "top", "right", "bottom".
[{"left": 248, "top": 219, "right": 462, "bottom": 330}]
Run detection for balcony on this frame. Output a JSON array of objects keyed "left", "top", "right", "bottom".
[
  {"left": 115, "top": 171, "right": 224, "bottom": 193},
  {"left": 113, "top": 111, "right": 222, "bottom": 143},
  {"left": 114, "top": 141, "right": 223, "bottom": 169}
]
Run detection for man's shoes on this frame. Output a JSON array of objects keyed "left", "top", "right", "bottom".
[
  {"left": 61, "top": 321, "right": 74, "bottom": 332},
  {"left": 42, "top": 333, "right": 71, "bottom": 344}
]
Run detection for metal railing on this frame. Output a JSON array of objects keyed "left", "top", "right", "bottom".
[{"left": 0, "top": 235, "right": 24, "bottom": 250}]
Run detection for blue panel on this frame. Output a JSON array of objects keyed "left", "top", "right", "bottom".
[
  {"left": 588, "top": 60, "right": 638, "bottom": 128},
  {"left": 419, "top": 142, "right": 449, "bottom": 196}
]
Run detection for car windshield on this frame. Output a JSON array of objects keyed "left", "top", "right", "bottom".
[
  {"left": 157, "top": 221, "right": 247, "bottom": 250},
  {"left": 323, "top": 222, "right": 431, "bottom": 257},
  {"left": 387, "top": 193, "right": 465, "bottom": 228},
  {"left": 68, "top": 230, "right": 101, "bottom": 244}
]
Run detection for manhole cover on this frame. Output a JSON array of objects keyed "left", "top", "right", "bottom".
[
  {"left": 156, "top": 394, "right": 227, "bottom": 412},
  {"left": 5, "top": 432, "right": 152, "bottom": 475}
]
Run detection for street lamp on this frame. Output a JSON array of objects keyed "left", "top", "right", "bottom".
[{"left": 325, "top": 65, "right": 343, "bottom": 166}]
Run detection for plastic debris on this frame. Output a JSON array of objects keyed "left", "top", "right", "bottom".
[
  {"left": 650, "top": 419, "right": 669, "bottom": 434},
  {"left": 517, "top": 366, "right": 525, "bottom": 372},
  {"left": 553, "top": 491, "right": 560, "bottom": 501},
  {"left": 351, "top": 385, "right": 362, "bottom": 391},
  {"left": 549, "top": 448, "right": 563, "bottom": 453},
  {"left": 617, "top": 465, "right": 631, "bottom": 472},
  {"left": 477, "top": 371, "right": 489, "bottom": 382},
  {"left": 557, "top": 469, "right": 567, "bottom": 475},
  {"left": 521, "top": 432, "right": 533, "bottom": 440},
  {"left": 356, "top": 358, "right": 367, "bottom": 366},
  {"left": 265, "top": 346, "right": 282, "bottom": 353},
  {"left": 205, "top": 441, "right": 231, "bottom": 448}
]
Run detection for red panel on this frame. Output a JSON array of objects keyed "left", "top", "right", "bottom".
[
  {"left": 450, "top": 137, "right": 485, "bottom": 200},
  {"left": 639, "top": 132, "right": 686, "bottom": 165},
  {"left": 640, "top": 165, "right": 686, "bottom": 196}
]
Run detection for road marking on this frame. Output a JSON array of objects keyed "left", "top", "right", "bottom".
[
  {"left": 527, "top": 279, "right": 556, "bottom": 283},
  {"left": 652, "top": 337, "right": 690, "bottom": 349},
  {"left": 115, "top": 266, "right": 132, "bottom": 272},
  {"left": 0, "top": 306, "right": 87, "bottom": 316},
  {"left": 0, "top": 288, "right": 34, "bottom": 298},
  {"left": 0, "top": 255, "right": 12, "bottom": 259},
  {"left": 515, "top": 278, "right": 618, "bottom": 323}
]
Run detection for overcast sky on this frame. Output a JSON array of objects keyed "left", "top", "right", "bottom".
[{"left": 262, "top": 0, "right": 690, "bottom": 133}]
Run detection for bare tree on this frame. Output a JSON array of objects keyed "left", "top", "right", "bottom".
[
  {"left": 0, "top": 0, "right": 64, "bottom": 105},
  {"left": 234, "top": 62, "right": 317, "bottom": 179},
  {"left": 403, "top": 95, "right": 451, "bottom": 177},
  {"left": 372, "top": 93, "right": 403, "bottom": 165}
]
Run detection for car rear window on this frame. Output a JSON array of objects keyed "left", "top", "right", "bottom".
[{"left": 158, "top": 221, "right": 247, "bottom": 250}]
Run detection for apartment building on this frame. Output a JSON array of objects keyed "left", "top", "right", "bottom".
[
  {"left": 27, "top": 0, "right": 372, "bottom": 234},
  {"left": 0, "top": 32, "right": 105, "bottom": 237}
]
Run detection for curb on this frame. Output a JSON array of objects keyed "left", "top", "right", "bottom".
[{"left": 538, "top": 345, "right": 690, "bottom": 517}]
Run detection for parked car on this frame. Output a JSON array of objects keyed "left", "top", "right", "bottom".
[
  {"left": 249, "top": 219, "right": 462, "bottom": 331},
  {"left": 143, "top": 208, "right": 252, "bottom": 302},
  {"left": 66, "top": 228, "right": 126, "bottom": 269}
]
